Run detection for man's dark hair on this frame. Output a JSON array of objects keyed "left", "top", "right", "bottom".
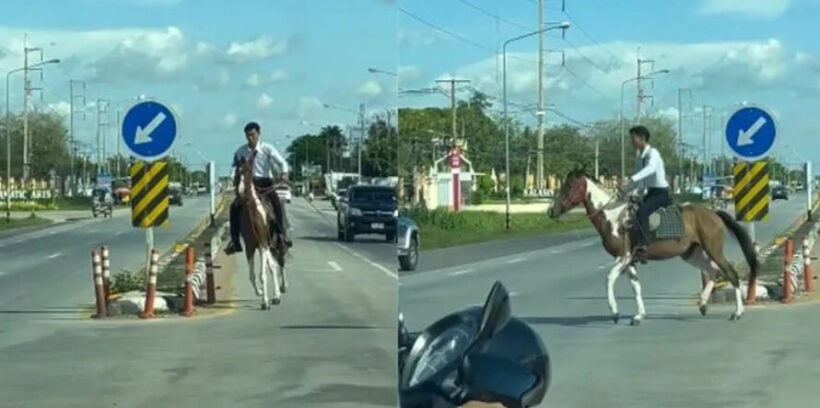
[
  {"left": 244, "top": 121, "right": 261, "bottom": 133},
  {"left": 629, "top": 125, "right": 650, "bottom": 142}
]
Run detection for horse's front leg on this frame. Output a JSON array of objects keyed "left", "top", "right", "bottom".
[
  {"left": 606, "top": 257, "right": 628, "bottom": 324},
  {"left": 626, "top": 265, "right": 647, "bottom": 325},
  {"left": 247, "top": 253, "right": 263, "bottom": 297},
  {"left": 698, "top": 270, "right": 715, "bottom": 316},
  {"left": 266, "top": 251, "right": 282, "bottom": 305}
]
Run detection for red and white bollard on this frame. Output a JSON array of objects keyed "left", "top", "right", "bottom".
[
  {"left": 205, "top": 243, "right": 216, "bottom": 304},
  {"left": 783, "top": 239, "right": 794, "bottom": 304},
  {"left": 746, "top": 242, "right": 761, "bottom": 305},
  {"left": 91, "top": 250, "right": 107, "bottom": 319},
  {"left": 101, "top": 246, "right": 111, "bottom": 303},
  {"left": 140, "top": 250, "right": 159, "bottom": 319},
  {"left": 181, "top": 246, "right": 195, "bottom": 317},
  {"left": 804, "top": 236, "right": 814, "bottom": 292}
]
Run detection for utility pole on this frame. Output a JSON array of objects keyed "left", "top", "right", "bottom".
[
  {"left": 536, "top": 0, "right": 545, "bottom": 192},
  {"left": 594, "top": 140, "right": 599, "bottom": 180},
  {"left": 69, "top": 80, "right": 86, "bottom": 193},
  {"left": 96, "top": 99, "right": 109, "bottom": 176},
  {"left": 436, "top": 78, "right": 471, "bottom": 147},
  {"left": 702, "top": 105, "right": 709, "bottom": 181},
  {"left": 676, "top": 88, "right": 693, "bottom": 191},
  {"left": 22, "top": 35, "right": 46, "bottom": 184},
  {"left": 358, "top": 103, "right": 365, "bottom": 176},
  {"left": 116, "top": 108, "right": 122, "bottom": 177},
  {"left": 636, "top": 46, "right": 656, "bottom": 122}
]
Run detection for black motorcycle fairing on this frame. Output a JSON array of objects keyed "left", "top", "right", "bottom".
[
  {"left": 400, "top": 308, "right": 550, "bottom": 408},
  {"left": 459, "top": 353, "right": 539, "bottom": 408}
]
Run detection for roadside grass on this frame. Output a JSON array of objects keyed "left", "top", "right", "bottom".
[
  {"left": 405, "top": 208, "right": 590, "bottom": 250},
  {"left": 0, "top": 214, "right": 52, "bottom": 231}
]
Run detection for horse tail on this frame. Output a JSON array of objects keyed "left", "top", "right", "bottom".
[{"left": 715, "top": 210, "right": 759, "bottom": 279}]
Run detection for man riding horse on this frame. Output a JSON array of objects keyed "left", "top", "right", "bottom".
[
  {"left": 226, "top": 121, "right": 292, "bottom": 255},
  {"left": 620, "top": 125, "right": 671, "bottom": 264}
]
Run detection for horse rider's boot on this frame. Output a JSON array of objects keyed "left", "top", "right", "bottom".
[
  {"left": 280, "top": 222, "right": 293, "bottom": 248},
  {"left": 633, "top": 244, "right": 649, "bottom": 264},
  {"left": 225, "top": 240, "right": 243, "bottom": 255}
]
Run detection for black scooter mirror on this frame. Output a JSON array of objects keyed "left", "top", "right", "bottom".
[{"left": 476, "top": 281, "right": 511, "bottom": 343}]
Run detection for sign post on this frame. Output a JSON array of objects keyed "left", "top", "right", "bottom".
[
  {"left": 725, "top": 105, "right": 777, "bottom": 243},
  {"left": 450, "top": 147, "right": 461, "bottom": 212},
  {"left": 121, "top": 100, "right": 178, "bottom": 279},
  {"left": 806, "top": 161, "right": 813, "bottom": 221},
  {"left": 208, "top": 161, "right": 216, "bottom": 225}
]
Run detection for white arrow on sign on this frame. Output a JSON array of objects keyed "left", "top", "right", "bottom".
[
  {"left": 134, "top": 112, "right": 167, "bottom": 145},
  {"left": 737, "top": 116, "right": 767, "bottom": 147}
]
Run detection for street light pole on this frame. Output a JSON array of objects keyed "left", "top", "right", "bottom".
[
  {"left": 5, "top": 59, "right": 60, "bottom": 222},
  {"left": 503, "top": 22, "right": 570, "bottom": 230}
]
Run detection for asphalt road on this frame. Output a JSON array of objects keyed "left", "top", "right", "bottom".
[
  {"left": 400, "top": 192, "right": 820, "bottom": 407},
  {"left": 0, "top": 197, "right": 397, "bottom": 408}
]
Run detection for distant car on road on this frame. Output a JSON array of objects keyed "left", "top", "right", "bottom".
[
  {"left": 337, "top": 185, "right": 398, "bottom": 242},
  {"left": 169, "top": 186, "right": 184, "bottom": 206},
  {"left": 772, "top": 185, "right": 788, "bottom": 200},
  {"left": 276, "top": 184, "right": 292, "bottom": 204},
  {"left": 397, "top": 215, "right": 419, "bottom": 271}
]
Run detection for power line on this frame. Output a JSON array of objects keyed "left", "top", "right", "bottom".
[
  {"left": 561, "top": 7, "right": 624, "bottom": 63},
  {"left": 561, "top": 37, "right": 609, "bottom": 74},
  {"left": 559, "top": 65, "right": 616, "bottom": 101},
  {"left": 455, "top": 0, "right": 535, "bottom": 31}
]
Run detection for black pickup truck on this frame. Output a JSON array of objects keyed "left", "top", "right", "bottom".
[{"left": 337, "top": 185, "right": 398, "bottom": 242}]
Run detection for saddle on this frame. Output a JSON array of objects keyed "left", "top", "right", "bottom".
[{"left": 624, "top": 198, "right": 685, "bottom": 243}]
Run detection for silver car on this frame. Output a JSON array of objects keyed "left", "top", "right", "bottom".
[{"left": 397, "top": 215, "right": 419, "bottom": 271}]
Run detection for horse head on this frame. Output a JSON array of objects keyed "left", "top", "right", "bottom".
[{"left": 548, "top": 165, "right": 590, "bottom": 219}]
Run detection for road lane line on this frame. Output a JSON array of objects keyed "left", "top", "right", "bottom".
[
  {"left": 448, "top": 268, "right": 475, "bottom": 276},
  {"left": 327, "top": 261, "right": 343, "bottom": 272},
  {"left": 506, "top": 257, "right": 526, "bottom": 264},
  {"left": 47, "top": 252, "right": 62, "bottom": 259},
  {"left": 332, "top": 243, "right": 397, "bottom": 279}
]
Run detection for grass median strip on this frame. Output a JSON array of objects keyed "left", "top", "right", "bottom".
[
  {"left": 406, "top": 208, "right": 590, "bottom": 250},
  {"left": 0, "top": 215, "right": 52, "bottom": 231}
]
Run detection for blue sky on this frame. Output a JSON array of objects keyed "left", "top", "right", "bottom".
[
  {"left": 0, "top": 0, "right": 397, "bottom": 176},
  {"left": 398, "top": 0, "right": 820, "bottom": 172}
]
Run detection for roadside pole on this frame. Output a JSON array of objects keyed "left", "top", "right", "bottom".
[
  {"left": 806, "top": 161, "right": 813, "bottom": 221},
  {"left": 208, "top": 161, "right": 216, "bottom": 225}
]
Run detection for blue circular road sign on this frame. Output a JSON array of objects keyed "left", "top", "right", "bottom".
[
  {"left": 725, "top": 105, "right": 776, "bottom": 161},
  {"left": 121, "top": 100, "right": 178, "bottom": 161}
]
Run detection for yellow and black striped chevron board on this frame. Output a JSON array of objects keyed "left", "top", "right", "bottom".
[
  {"left": 733, "top": 161, "right": 770, "bottom": 222},
  {"left": 129, "top": 161, "right": 170, "bottom": 228}
]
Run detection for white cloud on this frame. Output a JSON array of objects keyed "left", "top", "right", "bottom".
[
  {"left": 357, "top": 79, "right": 383, "bottom": 97},
  {"left": 224, "top": 36, "right": 289, "bottom": 64},
  {"left": 245, "top": 69, "right": 288, "bottom": 88},
  {"left": 398, "top": 65, "right": 424, "bottom": 83},
  {"left": 46, "top": 101, "right": 71, "bottom": 116},
  {"left": 446, "top": 39, "right": 817, "bottom": 104},
  {"left": 699, "top": 0, "right": 791, "bottom": 18},
  {"left": 223, "top": 113, "right": 238, "bottom": 129},
  {"left": 257, "top": 93, "right": 274, "bottom": 109},
  {"left": 297, "top": 97, "right": 323, "bottom": 119},
  {"left": 399, "top": 28, "right": 444, "bottom": 47}
]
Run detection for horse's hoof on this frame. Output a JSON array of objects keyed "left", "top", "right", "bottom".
[
  {"left": 699, "top": 305, "right": 708, "bottom": 316},
  {"left": 729, "top": 313, "right": 741, "bottom": 321},
  {"left": 260, "top": 303, "right": 269, "bottom": 310},
  {"left": 612, "top": 313, "right": 620, "bottom": 324},
  {"left": 630, "top": 317, "right": 642, "bottom": 326},
  {"left": 271, "top": 298, "right": 281, "bottom": 305},
  {"left": 280, "top": 285, "right": 287, "bottom": 293}
]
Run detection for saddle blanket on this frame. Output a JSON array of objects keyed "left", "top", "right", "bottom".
[{"left": 648, "top": 206, "right": 684, "bottom": 240}]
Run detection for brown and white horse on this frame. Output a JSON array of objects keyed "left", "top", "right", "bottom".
[
  {"left": 548, "top": 169, "right": 758, "bottom": 325},
  {"left": 236, "top": 153, "right": 288, "bottom": 310}
]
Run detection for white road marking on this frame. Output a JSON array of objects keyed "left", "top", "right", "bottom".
[
  {"left": 332, "top": 243, "right": 397, "bottom": 279},
  {"left": 47, "top": 252, "right": 62, "bottom": 259},
  {"left": 506, "top": 257, "right": 526, "bottom": 264},
  {"left": 448, "top": 268, "right": 475, "bottom": 276},
  {"left": 327, "top": 261, "right": 343, "bottom": 272}
]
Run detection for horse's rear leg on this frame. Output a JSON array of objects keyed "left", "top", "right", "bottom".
[
  {"left": 700, "top": 244, "right": 744, "bottom": 321},
  {"left": 263, "top": 250, "right": 281, "bottom": 305},
  {"left": 626, "top": 265, "right": 647, "bottom": 325}
]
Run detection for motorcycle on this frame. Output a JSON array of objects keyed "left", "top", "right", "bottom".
[{"left": 399, "top": 281, "right": 551, "bottom": 408}]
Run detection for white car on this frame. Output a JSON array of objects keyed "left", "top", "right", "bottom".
[{"left": 276, "top": 185, "right": 292, "bottom": 203}]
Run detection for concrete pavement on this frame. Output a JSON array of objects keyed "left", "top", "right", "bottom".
[
  {"left": 400, "top": 191, "right": 820, "bottom": 407},
  {"left": 0, "top": 197, "right": 397, "bottom": 408}
]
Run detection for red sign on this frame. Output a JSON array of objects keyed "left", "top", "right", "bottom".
[{"left": 450, "top": 148, "right": 461, "bottom": 169}]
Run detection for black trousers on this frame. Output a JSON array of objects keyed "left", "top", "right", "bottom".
[
  {"left": 230, "top": 178, "right": 287, "bottom": 244},
  {"left": 634, "top": 187, "right": 671, "bottom": 246}
]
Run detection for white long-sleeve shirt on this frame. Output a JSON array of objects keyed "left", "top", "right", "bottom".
[
  {"left": 630, "top": 145, "right": 669, "bottom": 188},
  {"left": 232, "top": 141, "right": 289, "bottom": 178}
]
